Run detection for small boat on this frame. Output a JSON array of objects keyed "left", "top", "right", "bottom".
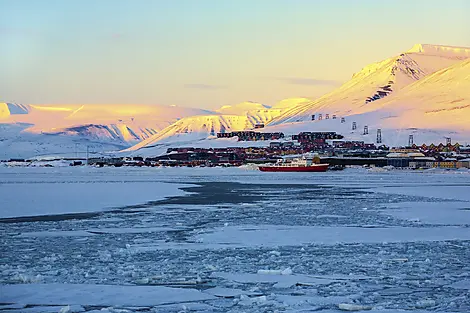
[{"left": 258, "top": 156, "right": 329, "bottom": 172}]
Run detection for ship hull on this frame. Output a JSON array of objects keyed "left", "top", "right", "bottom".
[{"left": 258, "top": 164, "right": 329, "bottom": 172}]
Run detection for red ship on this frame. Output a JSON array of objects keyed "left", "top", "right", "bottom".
[{"left": 258, "top": 157, "right": 329, "bottom": 172}]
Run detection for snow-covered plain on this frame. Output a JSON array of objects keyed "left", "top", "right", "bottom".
[
  {"left": 0, "top": 172, "right": 190, "bottom": 218},
  {"left": 1, "top": 167, "right": 469, "bottom": 312}
]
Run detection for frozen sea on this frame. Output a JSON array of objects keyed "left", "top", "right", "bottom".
[{"left": 0, "top": 166, "right": 469, "bottom": 312}]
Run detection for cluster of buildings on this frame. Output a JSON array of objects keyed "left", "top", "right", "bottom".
[
  {"left": 386, "top": 148, "right": 470, "bottom": 169},
  {"left": 216, "top": 131, "right": 284, "bottom": 141},
  {"left": 63, "top": 131, "right": 470, "bottom": 170},
  {"left": 292, "top": 132, "right": 344, "bottom": 141},
  {"left": 156, "top": 132, "right": 381, "bottom": 166}
]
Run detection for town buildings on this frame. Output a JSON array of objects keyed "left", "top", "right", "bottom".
[{"left": 79, "top": 131, "right": 470, "bottom": 169}]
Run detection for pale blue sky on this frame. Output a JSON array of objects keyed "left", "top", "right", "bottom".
[{"left": 1, "top": 0, "right": 469, "bottom": 109}]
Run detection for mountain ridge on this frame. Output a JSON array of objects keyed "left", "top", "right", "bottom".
[
  {"left": 268, "top": 43, "right": 470, "bottom": 126},
  {"left": 0, "top": 103, "right": 213, "bottom": 142},
  {"left": 127, "top": 43, "right": 470, "bottom": 154},
  {"left": 407, "top": 44, "right": 470, "bottom": 58},
  {"left": 2, "top": 43, "right": 469, "bottom": 158}
]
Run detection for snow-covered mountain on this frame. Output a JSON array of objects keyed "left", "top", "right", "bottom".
[
  {"left": 269, "top": 44, "right": 470, "bottom": 125},
  {"left": 215, "top": 101, "right": 270, "bottom": 114},
  {"left": 0, "top": 101, "right": 285, "bottom": 158},
  {"left": 125, "top": 44, "right": 470, "bottom": 154},
  {"left": 0, "top": 103, "right": 30, "bottom": 117},
  {"left": 2, "top": 44, "right": 469, "bottom": 159},
  {"left": 257, "top": 49, "right": 470, "bottom": 147},
  {"left": 125, "top": 103, "right": 286, "bottom": 152},
  {"left": 352, "top": 58, "right": 470, "bottom": 131},
  {"left": 271, "top": 98, "right": 313, "bottom": 109},
  {"left": 0, "top": 123, "right": 130, "bottom": 160},
  {"left": 0, "top": 103, "right": 212, "bottom": 159},
  {"left": 1, "top": 103, "right": 212, "bottom": 141}
]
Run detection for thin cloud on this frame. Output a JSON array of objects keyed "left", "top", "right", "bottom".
[
  {"left": 184, "top": 84, "right": 227, "bottom": 90},
  {"left": 277, "top": 77, "right": 341, "bottom": 86},
  {"left": 111, "top": 33, "right": 123, "bottom": 39}
]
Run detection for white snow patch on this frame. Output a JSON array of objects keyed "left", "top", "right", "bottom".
[
  {"left": 338, "top": 303, "right": 372, "bottom": 311},
  {"left": 373, "top": 185, "right": 470, "bottom": 202},
  {"left": 190, "top": 225, "right": 470, "bottom": 249},
  {"left": 18, "top": 226, "right": 184, "bottom": 238},
  {"left": 378, "top": 201, "right": 470, "bottom": 225},
  {"left": 257, "top": 268, "right": 292, "bottom": 275},
  {"left": 212, "top": 272, "right": 338, "bottom": 288},
  {"left": 275, "top": 294, "right": 351, "bottom": 307},
  {"left": 0, "top": 283, "right": 216, "bottom": 306},
  {"left": 0, "top": 180, "right": 190, "bottom": 218},
  {"left": 203, "top": 287, "right": 249, "bottom": 298}
]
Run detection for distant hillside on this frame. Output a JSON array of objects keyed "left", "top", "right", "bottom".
[
  {"left": 0, "top": 103, "right": 212, "bottom": 159},
  {"left": 125, "top": 111, "right": 283, "bottom": 152},
  {"left": 354, "top": 58, "right": 470, "bottom": 131},
  {"left": 269, "top": 44, "right": 470, "bottom": 125},
  {"left": 2, "top": 103, "right": 213, "bottom": 140},
  {"left": 216, "top": 101, "right": 271, "bottom": 115},
  {"left": 2, "top": 44, "right": 469, "bottom": 158}
]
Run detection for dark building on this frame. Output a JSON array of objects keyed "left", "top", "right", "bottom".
[
  {"left": 292, "top": 132, "right": 344, "bottom": 141},
  {"left": 270, "top": 141, "right": 295, "bottom": 149},
  {"left": 387, "top": 158, "right": 412, "bottom": 168},
  {"left": 216, "top": 131, "right": 284, "bottom": 141}
]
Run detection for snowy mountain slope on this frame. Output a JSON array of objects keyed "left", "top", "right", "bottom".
[
  {"left": 216, "top": 101, "right": 270, "bottom": 114},
  {"left": 0, "top": 103, "right": 214, "bottom": 159},
  {"left": 271, "top": 98, "right": 313, "bottom": 109},
  {"left": 125, "top": 112, "right": 281, "bottom": 152},
  {"left": 48, "top": 124, "right": 153, "bottom": 142},
  {"left": 3, "top": 43, "right": 469, "bottom": 158},
  {"left": 1, "top": 103, "right": 213, "bottom": 142},
  {"left": 0, "top": 103, "right": 30, "bottom": 117},
  {"left": 0, "top": 123, "right": 128, "bottom": 160},
  {"left": 125, "top": 102, "right": 287, "bottom": 152},
  {"left": 127, "top": 44, "right": 470, "bottom": 153},
  {"left": 269, "top": 44, "right": 470, "bottom": 125},
  {"left": 1, "top": 101, "right": 286, "bottom": 158},
  {"left": 246, "top": 108, "right": 284, "bottom": 125},
  {"left": 55, "top": 104, "right": 212, "bottom": 128},
  {"left": 257, "top": 58, "right": 470, "bottom": 146},
  {"left": 258, "top": 115, "right": 470, "bottom": 148},
  {"left": 352, "top": 58, "right": 470, "bottom": 131},
  {"left": 408, "top": 43, "right": 470, "bottom": 58}
]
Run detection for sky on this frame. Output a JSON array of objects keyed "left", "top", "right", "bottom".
[{"left": 1, "top": 0, "right": 469, "bottom": 110}]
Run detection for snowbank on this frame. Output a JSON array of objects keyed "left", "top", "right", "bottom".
[
  {"left": 0, "top": 283, "right": 215, "bottom": 307},
  {"left": 0, "top": 177, "right": 191, "bottom": 219}
]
